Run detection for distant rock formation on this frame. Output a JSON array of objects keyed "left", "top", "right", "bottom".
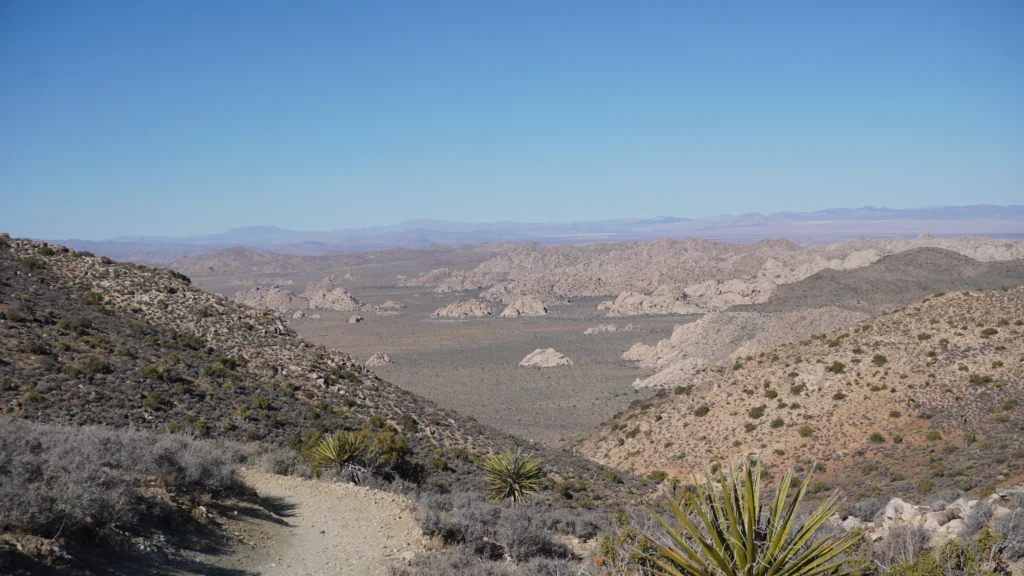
[
  {"left": 431, "top": 299, "right": 494, "bottom": 318},
  {"left": 303, "top": 276, "right": 363, "bottom": 311},
  {"left": 519, "top": 348, "right": 573, "bottom": 368},
  {"left": 500, "top": 295, "right": 548, "bottom": 318},
  {"left": 366, "top": 352, "right": 392, "bottom": 367},
  {"left": 602, "top": 286, "right": 703, "bottom": 317},
  {"left": 232, "top": 286, "right": 307, "bottom": 313}
]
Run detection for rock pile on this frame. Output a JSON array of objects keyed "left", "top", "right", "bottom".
[
  {"left": 584, "top": 324, "right": 633, "bottom": 334},
  {"left": 302, "top": 276, "right": 363, "bottom": 311},
  {"left": 500, "top": 295, "right": 548, "bottom": 318},
  {"left": 519, "top": 348, "right": 573, "bottom": 368},
  {"left": 365, "top": 353, "right": 392, "bottom": 367},
  {"left": 231, "top": 285, "right": 307, "bottom": 313},
  {"left": 431, "top": 299, "right": 494, "bottom": 318}
]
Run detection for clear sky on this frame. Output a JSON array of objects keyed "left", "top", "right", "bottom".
[{"left": 1, "top": 1, "right": 1021, "bottom": 240}]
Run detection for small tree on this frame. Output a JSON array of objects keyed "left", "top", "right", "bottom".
[
  {"left": 644, "top": 463, "right": 859, "bottom": 576},
  {"left": 481, "top": 449, "right": 544, "bottom": 503}
]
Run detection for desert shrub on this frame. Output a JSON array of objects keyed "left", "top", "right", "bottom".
[
  {"left": 747, "top": 405, "right": 766, "bottom": 419},
  {"left": 389, "top": 546, "right": 512, "bottom": 576},
  {"left": 962, "top": 503, "right": 993, "bottom": 537},
  {"left": 872, "top": 354, "right": 888, "bottom": 367},
  {"left": 980, "top": 328, "right": 998, "bottom": 338},
  {"left": 764, "top": 389, "right": 779, "bottom": 399},
  {"left": 790, "top": 383, "right": 806, "bottom": 395},
  {"left": 997, "top": 509, "right": 1024, "bottom": 560},
  {"left": 925, "top": 431, "right": 942, "bottom": 441},
  {"left": 518, "top": 558, "right": 583, "bottom": 576},
  {"left": 312, "top": 430, "right": 370, "bottom": 481},
  {"left": 694, "top": 405, "right": 710, "bottom": 417},
  {"left": 844, "top": 496, "right": 887, "bottom": 521},
  {"left": 833, "top": 391, "right": 847, "bottom": 400},
  {"left": 647, "top": 469, "right": 668, "bottom": 483},
  {"left": 824, "top": 361, "right": 845, "bottom": 374},
  {"left": 889, "top": 410, "right": 902, "bottom": 418},
  {"left": 968, "top": 374, "right": 993, "bottom": 385},
  {"left": 481, "top": 449, "right": 544, "bottom": 503},
  {"left": 417, "top": 492, "right": 501, "bottom": 557},
  {"left": 916, "top": 332, "right": 932, "bottom": 341},
  {"left": 869, "top": 432, "right": 886, "bottom": 443},
  {"left": 873, "top": 525, "right": 931, "bottom": 569},
  {"left": 0, "top": 419, "right": 239, "bottom": 537},
  {"left": 80, "top": 356, "right": 112, "bottom": 374},
  {"left": 497, "top": 508, "right": 571, "bottom": 563},
  {"left": 797, "top": 425, "right": 813, "bottom": 437},
  {"left": 770, "top": 418, "right": 785, "bottom": 429}
]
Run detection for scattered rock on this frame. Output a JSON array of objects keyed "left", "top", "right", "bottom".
[
  {"left": 292, "top": 310, "right": 305, "bottom": 320},
  {"left": 348, "top": 315, "right": 364, "bottom": 324},
  {"left": 519, "top": 348, "right": 573, "bottom": 368},
  {"left": 584, "top": 324, "right": 618, "bottom": 334}
]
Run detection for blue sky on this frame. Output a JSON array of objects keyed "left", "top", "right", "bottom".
[{"left": 1, "top": 0, "right": 1021, "bottom": 240}]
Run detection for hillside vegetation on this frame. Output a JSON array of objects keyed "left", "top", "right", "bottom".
[{"left": 577, "top": 286, "right": 1024, "bottom": 501}]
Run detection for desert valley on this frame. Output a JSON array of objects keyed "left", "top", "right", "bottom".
[{"left": 5, "top": 222, "right": 1024, "bottom": 575}]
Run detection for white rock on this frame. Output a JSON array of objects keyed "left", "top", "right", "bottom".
[{"left": 519, "top": 348, "right": 573, "bottom": 368}]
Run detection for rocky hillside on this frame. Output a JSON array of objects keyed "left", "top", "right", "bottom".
[
  {"left": 404, "top": 235, "right": 1024, "bottom": 311},
  {"left": 626, "top": 248, "right": 1024, "bottom": 388},
  {"left": 0, "top": 235, "right": 638, "bottom": 501},
  {"left": 577, "top": 286, "right": 1024, "bottom": 502}
]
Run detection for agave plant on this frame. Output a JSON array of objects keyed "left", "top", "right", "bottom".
[
  {"left": 481, "top": 449, "right": 544, "bottom": 503},
  {"left": 314, "top": 430, "right": 370, "bottom": 482},
  {"left": 645, "top": 463, "right": 859, "bottom": 576}
]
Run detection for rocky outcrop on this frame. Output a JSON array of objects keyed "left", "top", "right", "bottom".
[
  {"left": 431, "top": 299, "right": 494, "bottom": 318},
  {"left": 519, "top": 348, "right": 573, "bottom": 368},
  {"left": 603, "top": 286, "right": 703, "bottom": 316},
  {"left": 303, "top": 276, "right": 363, "bottom": 311},
  {"left": 624, "top": 307, "right": 868, "bottom": 388},
  {"left": 366, "top": 353, "right": 392, "bottom": 367},
  {"left": 232, "top": 285, "right": 307, "bottom": 313},
  {"left": 500, "top": 295, "right": 548, "bottom": 318}
]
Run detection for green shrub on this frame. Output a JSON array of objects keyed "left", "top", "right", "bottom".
[
  {"left": 764, "top": 389, "right": 779, "bottom": 399},
  {"left": 481, "top": 449, "right": 544, "bottom": 503},
  {"left": 747, "top": 405, "right": 766, "bottom": 419},
  {"left": 872, "top": 354, "right": 888, "bottom": 367},
  {"left": 832, "top": 391, "right": 847, "bottom": 400},
  {"left": 980, "top": 328, "right": 998, "bottom": 338},
  {"left": 925, "top": 430, "right": 942, "bottom": 441},
  {"left": 797, "top": 425, "right": 813, "bottom": 438},
  {"left": 694, "top": 405, "right": 710, "bottom": 417},
  {"left": 770, "top": 418, "right": 785, "bottom": 429},
  {"left": 790, "top": 383, "right": 806, "bottom": 395},
  {"left": 647, "top": 470, "right": 668, "bottom": 483},
  {"left": 869, "top": 432, "right": 885, "bottom": 443},
  {"left": 825, "top": 361, "right": 845, "bottom": 374},
  {"left": 644, "top": 464, "right": 858, "bottom": 576}
]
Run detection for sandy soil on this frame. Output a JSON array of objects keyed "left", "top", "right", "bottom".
[{"left": 188, "top": 470, "right": 421, "bottom": 576}]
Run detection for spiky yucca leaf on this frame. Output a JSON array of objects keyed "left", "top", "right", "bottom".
[
  {"left": 314, "top": 430, "right": 369, "bottom": 475},
  {"left": 481, "top": 449, "right": 544, "bottom": 503},
  {"left": 645, "top": 463, "right": 859, "bottom": 576}
]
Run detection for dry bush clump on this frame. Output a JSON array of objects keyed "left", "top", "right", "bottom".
[{"left": 0, "top": 418, "right": 242, "bottom": 537}]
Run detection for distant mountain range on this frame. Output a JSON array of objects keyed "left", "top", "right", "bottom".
[{"left": 50, "top": 204, "right": 1024, "bottom": 263}]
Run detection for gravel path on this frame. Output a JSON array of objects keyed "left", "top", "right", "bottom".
[{"left": 207, "top": 470, "right": 422, "bottom": 576}]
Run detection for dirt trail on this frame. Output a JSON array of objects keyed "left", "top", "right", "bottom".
[{"left": 196, "top": 470, "right": 422, "bottom": 576}]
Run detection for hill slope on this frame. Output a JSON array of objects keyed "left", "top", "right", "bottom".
[{"left": 577, "top": 286, "right": 1024, "bottom": 501}]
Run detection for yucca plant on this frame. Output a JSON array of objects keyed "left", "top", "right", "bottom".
[
  {"left": 645, "top": 463, "right": 859, "bottom": 576},
  {"left": 314, "top": 430, "right": 370, "bottom": 483},
  {"left": 481, "top": 449, "right": 544, "bottom": 503}
]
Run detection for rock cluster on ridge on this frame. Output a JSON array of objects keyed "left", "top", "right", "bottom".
[{"left": 231, "top": 285, "right": 307, "bottom": 313}]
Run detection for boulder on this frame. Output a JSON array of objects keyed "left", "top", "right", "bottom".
[
  {"left": 292, "top": 310, "right": 305, "bottom": 320},
  {"left": 304, "top": 276, "right": 363, "bottom": 311},
  {"left": 519, "top": 348, "right": 573, "bottom": 368},
  {"left": 348, "top": 315, "right": 364, "bottom": 324}
]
